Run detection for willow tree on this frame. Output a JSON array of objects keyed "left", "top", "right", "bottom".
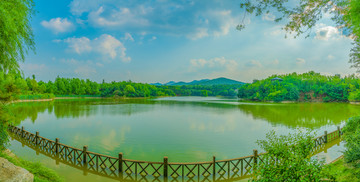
[
  {"left": 238, "top": 0, "right": 360, "bottom": 70},
  {"left": 0, "top": 0, "right": 35, "bottom": 151},
  {"left": 0, "top": 0, "right": 35, "bottom": 73}
]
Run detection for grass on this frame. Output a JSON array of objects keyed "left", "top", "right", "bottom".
[
  {"left": 323, "top": 157, "right": 360, "bottom": 181},
  {"left": 0, "top": 150, "right": 63, "bottom": 182}
]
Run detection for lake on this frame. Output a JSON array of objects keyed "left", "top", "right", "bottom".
[{"left": 7, "top": 97, "right": 355, "bottom": 181}]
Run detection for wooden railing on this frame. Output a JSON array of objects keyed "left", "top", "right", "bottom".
[{"left": 8, "top": 125, "right": 343, "bottom": 181}]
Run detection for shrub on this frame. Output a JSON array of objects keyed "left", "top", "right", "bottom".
[
  {"left": 343, "top": 116, "right": 360, "bottom": 165},
  {"left": 251, "top": 130, "right": 325, "bottom": 181},
  {"left": 348, "top": 90, "right": 360, "bottom": 102}
]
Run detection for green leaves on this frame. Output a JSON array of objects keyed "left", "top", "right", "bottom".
[
  {"left": 239, "top": 0, "right": 360, "bottom": 70},
  {"left": 343, "top": 117, "right": 360, "bottom": 165},
  {"left": 238, "top": 71, "right": 358, "bottom": 102},
  {"left": 0, "top": 0, "right": 35, "bottom": 73},
  {"left": 251, "top": 130, "right": 325, "bottom": 181}
]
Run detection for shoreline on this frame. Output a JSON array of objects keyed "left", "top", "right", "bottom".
[
  {"left": 238, "top": 98, "right": 352, "bottom": 104},
  {"left": 9, "top": 96, "right": 360, "bottom": 104},
  {"left": 9, "top": 98, "right": 55, "bottom": 104}
]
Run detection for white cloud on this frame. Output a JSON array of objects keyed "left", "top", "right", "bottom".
[
  {"left": 41, "top": 18, "right": 75, "bottom": 34},
  {"left": 211, "top": 10, "right": 235, "bottom": 37},
  {"left": 262, "top": 13, "right": 276, "bottom": 21},
  {"left": 74, "top": 65, "right": 97, "bottom": 77},
  {"left": 61, "top": 58, "right": 97, "bottom": 77},
  {"left": 94, "top": 34, "right": 131, "bottom": 62},
  {"left": 96, "top": 62, "right": 104, "bottom": 67},
  {"left": 69, "top": 1, "right": 241, "bottom": 40},
  {"left": 315, "top": 24, "right": 340, "bottom": 41},
  {"left": 327, "top": 55, "right": 335, "bottom": 60},
  {"left": 124, "top": 33, "right": 134, "bottom": 41},
  {"left": 187, "top": 28, "right": 209, "bottom": 40},
  {"left": 149, "top": 36, "right": 157, "bottom": 41},
  {"left": 20, "top": 63, "right": 46, "bottom": 72},
  {"left": 296, "top": 58, "right": 306, "bottom": 66},
  {"left": 272, "top": 59, "right": 279, "bottom": 65},
  {"left": 64, "top": 37, "right": 92, "bottom": 54},
  {"left": 189, "top": 57, "right": 238, "bottom": 72},
  {"left": 69, "top": 0, "right": 102, "bottom": 16},
  {"left": 58, "top": 34, "right": 131, "bottom": 62},
  {"left": 88, "top": 6, "right": 149, "bottom": 27},
  {"left": 245, "top": 60, "right": 262, "bottom": 68}
]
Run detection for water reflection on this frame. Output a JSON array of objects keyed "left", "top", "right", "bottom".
[
  {"left": 9, "top": 132, "right": 343, "bottom": 182},
  {"left": 8, "top": 97, "right": 351, "bottom": 182},
  {"left": 237, "top": 102, "right": 360, "bottom": 129},
  {"left": 10, "top": 99, "right": 360, "bottom": 129}
]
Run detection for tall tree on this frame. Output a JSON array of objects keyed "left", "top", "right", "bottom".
[
  {"left": 0, "top": 0, "right": 35, "bottom": 151},
  {"left": 239, "top": 0, "right": 360, "bottom": 70},
  {"left": 0, "top": 0, "right": 35, "bottom": 73}
]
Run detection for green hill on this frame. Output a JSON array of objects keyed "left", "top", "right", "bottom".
[
  {"left": 157, "top": 77, "right": 244, "bottom": 86},
  {"left": 195, "top": 77, "right": 244, "bottom": 85}
]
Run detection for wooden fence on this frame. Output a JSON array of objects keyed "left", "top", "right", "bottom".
[{"left": 8, "top": 125, "right": 343, "bottom": 181}]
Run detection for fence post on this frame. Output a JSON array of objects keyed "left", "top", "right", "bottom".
[
  {"left": 253, "top": 149, "right": 258, "bottom": 168},
  {"left": 55, "top": 138, "right": 59, "bottom": 154},
  {"left": 324, "top": 131, "right": 328, "bottom": 143},
  {"left": 119, "top": 152, "right": 123, "bottom": 177},
  {"left": 21, "top": 126, "right": 24, "bottom": 137},
  {"left": 337, "top": 126, "right": 341, "bottom": 136},
  {"left": 163, "top": 157, "right": 168, "bottom": 180},
  {"left": 35, "top": 131, "right": 39, "bottom": 145},
  {"left": 213, "top": 156, "right": 216, "bottom": 180},
  {"left": 83, "top": 146, "right": 88, "bottom": 165}
]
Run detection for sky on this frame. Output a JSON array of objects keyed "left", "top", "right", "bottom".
[{"left": 21, "top": 0, "right": 355, "bottom": 83}]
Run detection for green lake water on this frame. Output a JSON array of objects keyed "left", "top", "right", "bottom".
[{"left": 7, "top": 97, "right": 357, "bottom": 181}]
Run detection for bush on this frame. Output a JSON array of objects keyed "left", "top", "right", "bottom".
[
  {"left": 343, "top": 117, "right": 360, "bottom": 165},
  {"left": 251, "top": 130, "right": 325, "bottom": 181},
  {"left": 349, "top": 90, "right": 360, "bottom": 101}
]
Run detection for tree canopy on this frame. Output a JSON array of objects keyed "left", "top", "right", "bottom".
[
  {"left": 239, "top": 0, "right": 360, "bottom": 70},
  {"left": 0, "top": 0, "right": 35, "bottom": 151},
  {"left": 238, "top": 71, "right": 360, "bottom": 102},
  {"left": 0, "top": 0, "right": 35, "bottom": 73}
]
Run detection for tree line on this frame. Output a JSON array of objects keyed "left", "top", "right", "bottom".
[
  {"left": 0, "top": 71, "right": 240, "bottom": 100},
  {"left": 238, "top": 71, "right": 360, "bottom": 102}
]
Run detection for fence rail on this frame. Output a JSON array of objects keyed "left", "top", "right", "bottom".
[{"left": 8, "top": 125, "right": 343, "bottom": 181}]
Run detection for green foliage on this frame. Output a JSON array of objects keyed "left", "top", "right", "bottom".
[
  {"left": 0, "top": 73, "right": 240, "bottom": 99},
  {"left": 0, "top": 122, "right": 8, "bottom": 151},
  {"left": 348, "top": 90, "right": 360, "bottom": 101},
  {"left": 239, "top": 0, "right": 360, "bottom": 70},
  {"left": 0, "top": 151, "right": 63, "bottom": 182},
  {"left": 238, "top": 71, "right": 357, "bottom": 102},
  {"left": 251, "top": 130, "right": 325, "bottom": 181},
  {"left": 0, "top": 0, "right": 35, "bottom": 72},
  {"left": 342, "top": 116, "right": 360, "bottom": 165},
  {"left": 168, "top": 84, "right": 239, "bottom": 97}
]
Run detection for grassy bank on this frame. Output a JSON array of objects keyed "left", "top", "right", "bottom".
[
  {"left": 324, "top": 157, "right": 360, "bottom": 181},
  {"left": 0, "top": 150, "right": 63, "bottom": 182}
]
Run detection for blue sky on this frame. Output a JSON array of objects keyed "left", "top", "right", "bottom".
[{"left": 22, "top": 0, "right": 354, "bottom": 83}]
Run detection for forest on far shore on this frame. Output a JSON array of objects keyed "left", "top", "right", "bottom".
[
  {"left": 0, "top": 71, "right": 241, "bottom": 101},
  {"left": 238, "top": 71, "right": 360, "bottom": 102}
]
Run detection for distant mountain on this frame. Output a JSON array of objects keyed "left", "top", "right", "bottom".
[
  {"left": 151, "top": 82, "right": 163, "bottom": 86},
  {"left": 150, "top": 77, "right": 245, "bottom": 86},
  {"left": 196, "top": 77, "right": 244, "bottom": 85}
]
